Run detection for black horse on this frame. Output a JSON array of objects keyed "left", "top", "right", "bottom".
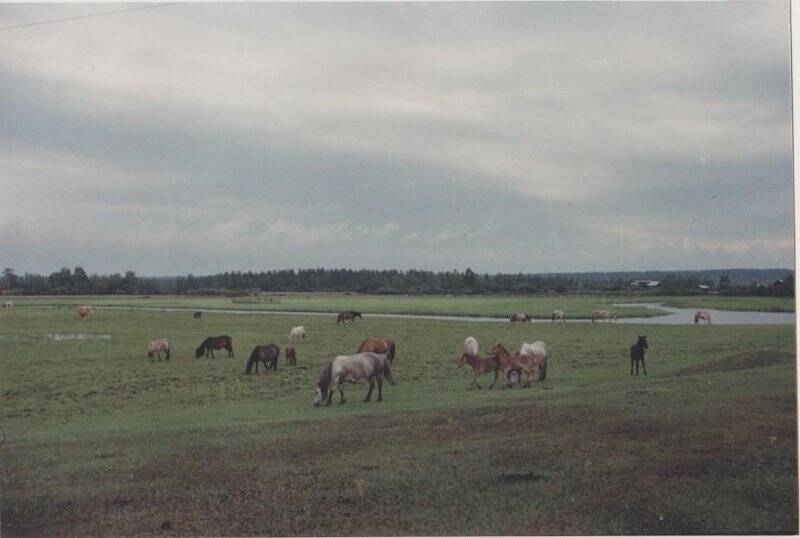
[
  {"left": 195, "top": 335, "right": 234, "bottom": 359},
  {"left": 630, "top": 335, "right": 648, "bottom": 376},
  {"left": 193, "top": 311, "right": 203, "bottom": 319},
  {"left": 337, "top": 311, "right": 362, "bottom": 323},
  {"left": 245, "top": 344, "right": 280, "bottom": 374}
]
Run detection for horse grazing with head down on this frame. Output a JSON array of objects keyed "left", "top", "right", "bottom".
[
  {"left": 337, "top": 311, "right": 362, "bottom": 323},
  {"left": 551, "top": 310, "right": 565, "bottom": 323},
  {"left": 591, "top": 309, "right": 615, "bottom": 323},
  {"left": 289, "top": 326, "right": 306, "bottom": 343},
  {"left": 630, "top": 336, "right": 648, "bottom": 376},
  {"left": 694, "top": 311, "right": 711, "bottom": 325},
  {"left": 195, "top": 335, "right": 234, "bottom": 359},
  {"left": 147, "top": 338, "right": 170, "bottom": 361},
  {"left": 245, "top": 343, "right": 280, "bottom": 374},
  {"left": 77, "top": 305, "right": 94, "bottom": 320},
  {"left": 314, "top": 352, "right": 395, "bottom": 406},
  {"left": 357, "top": 338, "right": 396, "bottom": 364},
  {"left": 510, "top": 312, "right": 532, "bottom": 323}
]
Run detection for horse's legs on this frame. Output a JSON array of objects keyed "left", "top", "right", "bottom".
[
  {"left": 376, "top": 375, "right": 383, "bottom": 402},
  {"left": 641, "top": 356, "right": 647, "bottom": 375},
  {"left": 365, "top": 379, "right": 375, "bottom": 402},
  {"left": 338, "top": 382, "right": 346, "bottom": 404},
  {"left": 489, "top": 369, "right": 499, "bottom": 389},
  {"left": 630, "top": 357, "right": 634, "bottom": 376}
]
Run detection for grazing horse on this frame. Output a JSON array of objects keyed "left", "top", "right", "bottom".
[
  {"left": 630, "top": 335, "right": 648, "bottom": 376},
  {"left": 337, "top": 311, "right": 362, "bottom": 323},
  {"left": 490, "top": 343, "right": 536, "bottom": 387},
  {"left": 289, "top": 326, "right": 306, "bottom": 343},
  {"left": 77, "top": 305, "right": 94, "bottom": 320},
  {"left": 694, "top": 310, "right": 711, "bottom": 325},
  {"left": 193, "top": 311, "right": 203, "bottom": 319},
  {"left": 457, "top": 352, "right": 502, "bottom": 390},
  {"left": 147, "top": 338, "right": 170, "bottom": 361},
  {"left": 510, "top": 312, "right": 532, "bottom": 322},
  {"left": 195, "top": 335, "right": 234, "bottom": 359},
  {"left": 464, "top": 336, "right": 479, "bottom": 357},
  {"left": 551, "top": 310, "right": 565, "bottom": 323},
  {"left": 2, "top": 301, "right": 13, "bottom": 309},
  {"left": 313, "top": 352, "right": 395, "bottom": 406},
  {"left": 520, "top": 341, "right": 549, "bottom": 381},
  {"left": 357, "top": 338, "right": 396, "bottom": 364},
  {"left": 245, "top": 343, "right": 280, "bottom": 374},
  {"left": 591, "top": 309, "right": 615, "bottom": 323},
  {"left": 285, "top": 346, "right": 297, "bottom": 366}
]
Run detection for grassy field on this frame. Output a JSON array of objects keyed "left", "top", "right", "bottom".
[
  {"left": 1, "top": 304, "right": 796, "bottom": 535},
  {"left": 5, "top": 292, "right": 795, "bottom": 319}
]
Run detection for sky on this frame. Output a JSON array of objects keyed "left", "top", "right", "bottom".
[{"left": 0, "top": 2, "right": 794, "bottom": 276}]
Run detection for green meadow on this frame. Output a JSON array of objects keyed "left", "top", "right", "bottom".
[{"left": 1, "top": 299, "right": 796, "bottom": 535}]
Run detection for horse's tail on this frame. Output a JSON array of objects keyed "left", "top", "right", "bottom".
[
  {"left": 388, "top": 340, "right": 396, "bottom": 363},
  {"left": 318, "top": 361, "right": 333, "bottom": 392},
  {"left": 538, "top": 358, "right": 547, "bottom": 381},
  {"left": 165, "top": 344, "right": 171, "bottom": 361}
]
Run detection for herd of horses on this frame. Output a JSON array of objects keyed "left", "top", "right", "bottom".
[{"left": 59, "top": 304, "right": 718, "bottom": 403}]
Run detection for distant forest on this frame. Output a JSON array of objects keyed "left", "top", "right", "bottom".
[{"left": 1, "top": 266, "right": 794, "bottom": 297}]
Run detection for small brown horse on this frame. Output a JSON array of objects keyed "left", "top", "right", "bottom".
[
  {"left": 193, "top": 311, "right": 203, "bottom": 319},
  {"left": 285, "top": 346, "right": 297, "bottom": 366},
  {"left": 630, "top": 335, "right": 648, "bottom": 376},
  {"left": 195, "top": 335, "right": 234, "bottom": 359},
  {"left": 357, "top": 338, "right": 396, "bottom": 364},
  {"left": 694, "top": 310, "right": 711, "bottom": 324},
  {"left": 490, "top": 343, "right": 534, "bottom": 387},
  {"left": 457, "top": 352, "right": 503, "bottom": 390},
  {"left": 510, "top": 312, "right": 531, "bottom": 322},
  {"left": 147, "top": 338, "right": 170, "bottom": 361},
  {"left": 337, "top": 311, "right": 362, "bottom": 323},
  {"left": 245, "top": 343, "right": 280, "bottom": 374}
]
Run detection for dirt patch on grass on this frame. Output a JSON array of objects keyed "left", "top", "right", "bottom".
[{"left": 675, "top": 349, "right": 794, "bottom": 376}]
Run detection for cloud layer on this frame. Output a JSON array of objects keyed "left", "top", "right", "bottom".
[{"left": 0, "top": 2, "right": 793, "bottom": 275}]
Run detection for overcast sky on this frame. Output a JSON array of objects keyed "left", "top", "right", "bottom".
[{"left": 0, "top": 2, "right": 793, "bottom": 276}]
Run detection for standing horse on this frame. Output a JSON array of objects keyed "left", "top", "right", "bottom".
[
  {"left": 520, "top": 341, "right": 549, "bottom": 381},
  {"left": 289, "top": 326, "right": 306, "bottom": 343},
  {"left": 630, "top": 335, "right": 648, "bottom": 375},
  {"left": 193, "top": 311, "right": 203, "bottom": 319},
  {"left": 457, "top": 352, "right": 502, "bottom": 390},
  {"left": 591, "top": 309, "right": 615, "bottom": 323},
  {"left": 313, "top": 352, "right": 395, "bottom": 406},
  {"left": 2, "top": 301, "right": 13, "bottom": 309},
  {"left": 551, "top": 310, "right": 565, "bottom": 323},
  {"left": 337, "top": 311, "right": 362, "bottom": 323},
  {"left": 464, "top": 336, "right": 479, "bottom": 357},
  {"left": 245, "top": 343, "right": 280, "bottom": 374},
  {"left": 694, "top": 311, "right": 711, "bottom": 325},
  {"left": 490, "top": 343, "right": 535, "bottom": 387},
  {"left": 147, "top": 338, "right": 170, "bottom": 361},
  {"left": 285, "top": 346, "right": 297, "bottom": 366},
  {"left": 357, "top": 338, "right": 396, "bottom": 364},
  {"left": 77, "top": 305, "right": 94, "bottom": 320},
  {"left": 195, "top": 335, "right": 234, "bottom": 359},
  {"left": 510, "top": 312, "right": 532, "bottom": 322}
]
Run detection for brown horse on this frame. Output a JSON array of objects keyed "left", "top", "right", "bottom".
[
  {"left": 630, "top": 335, "right": 648, "bottom": 376},
  {"left": 285, "top": 346, "right": 297, "bottom": 366},
  {"left": 77, "top": 305, "right": 94, "bottom": 320},
  {"left": 357, "top": 338, "right": 396, "bottom": 364},
  {"left": 337, "top": 311, "right": 362, "bottom": 323},
  {"left": 694, "top": 310, "right": 711, "bottom": 324},
  {"left": 147, "top": 338, "right": 170, "bottom": 361},
  {"left": 457, "top": 352, "right": 502, "bottom": 390},
  {"left": 195, "top": 335, "right": 234, "bottom": 359},
  {"left": 245, "top": 343, "right": 280, "bottom": 374},
  {"left": 490, "top": 343, "right": 536, "bottom": 387}
]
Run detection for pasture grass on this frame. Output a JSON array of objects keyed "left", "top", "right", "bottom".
[
  {"left": 0, "top": 305, "right": 796, "bottom": 535},
  {"left": 6, "top": 292, "right": 795, "bottom": 319}
]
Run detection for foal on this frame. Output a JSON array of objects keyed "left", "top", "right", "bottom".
[
  {"left": 630, "top": 335, "right": 648, "bottom": 376},
  {"left": 457, "top": 353, "right": 501, "bottom": 390}
]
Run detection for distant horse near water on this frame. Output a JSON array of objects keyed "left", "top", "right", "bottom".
[
  {"left": 337, "top": 311, "right": 362, "bottom": 323},
  {"left": 551, "top": 310, "right": 565, "bottom": 323},
  {"left": 245, "top": 343, "right": 280, "bottom": 374},
  {"left": 591, "top": 309, "right": 615, "bottom": 323},
  {"left": 510, "top": 312, "right": 532, "bottom": 322},
  {"left": 195, "top": 335, "right": 234, "bottom": 359},
  {"left": 314, "top": 352, "right": 395, "bottom": 406},
  {"left": 694, "top": 310, "right": 711, "bottom": 324},
  {"left": 630, "top": 335, "right": 648, "bottom": 376}
]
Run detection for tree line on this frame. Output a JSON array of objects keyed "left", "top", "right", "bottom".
[{"left": 1, "top": 266, "right": 793, "bottom": 296}]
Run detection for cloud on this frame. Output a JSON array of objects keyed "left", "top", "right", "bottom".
[{"left": 0, "top": 2, "right": 792, "bottom": 274}]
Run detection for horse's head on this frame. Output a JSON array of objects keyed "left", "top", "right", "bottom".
[
  {"left": 490, "top": 343, "right": 510, "bottom": 357},
  {"left": 456, "top": 352, "right": 471, "bottom": 367},
  {"left": 638, "top": 335, "right": 648, "bottom": 349},
  {"left": 194, "top": 346, "right": 204, "bottom": 359}
]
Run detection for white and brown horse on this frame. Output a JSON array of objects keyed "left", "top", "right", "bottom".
[
  {"left": 314, "top": 352, "right": 395, "bottom": 406},
  {"left": 551, "top": 310, "right": 565, "bottom": 323},
  {"left": 77, "top": 305, "right": 94, "bottom": 320},
  {"left": 289, "top": 326, "right": 306, "bottom": 343},
  {"left": 591, "top": 309, "right": 615, "bottom": 323},
  {"left": 147, "top": 338, "right": 170, "bottom": 361},
  {"left": 510, "top": 312, "right": 532, "bottom": 322},
  {"left": 694, "top": 310, "right": 711, "bottom": 324},
  {"left": 2, "top": 301, "right": 13, "bottom": 310}
]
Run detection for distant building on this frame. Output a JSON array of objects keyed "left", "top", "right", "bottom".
[
  {"left": 697, "top": 284, "right": 711, "bottom": 291},
  {"left": 630, "top": 280, "right": 661, "bottom": 289}
]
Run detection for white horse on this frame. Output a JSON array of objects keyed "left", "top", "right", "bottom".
[
  {"left": 464, "top": 336, "right": 479, "bottom": 357},
  {"left": 591, "top": 309, "right": 615, "bottom": 323},
  {"left": 289, "top": 325, "right": 306, "bottom": 343},
  {"left": 551, "top": 310, "right": 565, "bottom": 323},
  {"left": 694, "top": 310, "right": 711, "bottom": 325},
  {"left": 520, "top": 341, "right": 549, "bottom": 381},
  {"left": 2, "top": 301, "right": 13, "bottom": 309},
  {"left": 314, "top": 352, "right": 395, "bottom": 406},
  {"left": 147, "top": 338, "right": 171, "bottom": 361}
]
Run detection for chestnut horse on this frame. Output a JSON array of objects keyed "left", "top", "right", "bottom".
[
  {"left": 195, "top": 335, "right": 234, "bottom": 359},
  {"left": 285, "top": 346, "right": 297, "bottom": 366},
  {"left": 245, "top": 343, "right": 280, "bottom": 374},
  {"left": 490, "top": 343, "right": 535, "bottom": 387},
  {"left": 337, "top": 311, "right": 362, "bottom": 323},
  {"left": 357, "top": 338, "right": 396, "bottom": 364},
  {"left": 457, "top": 352, "right": 502, "bottom": 390}
]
